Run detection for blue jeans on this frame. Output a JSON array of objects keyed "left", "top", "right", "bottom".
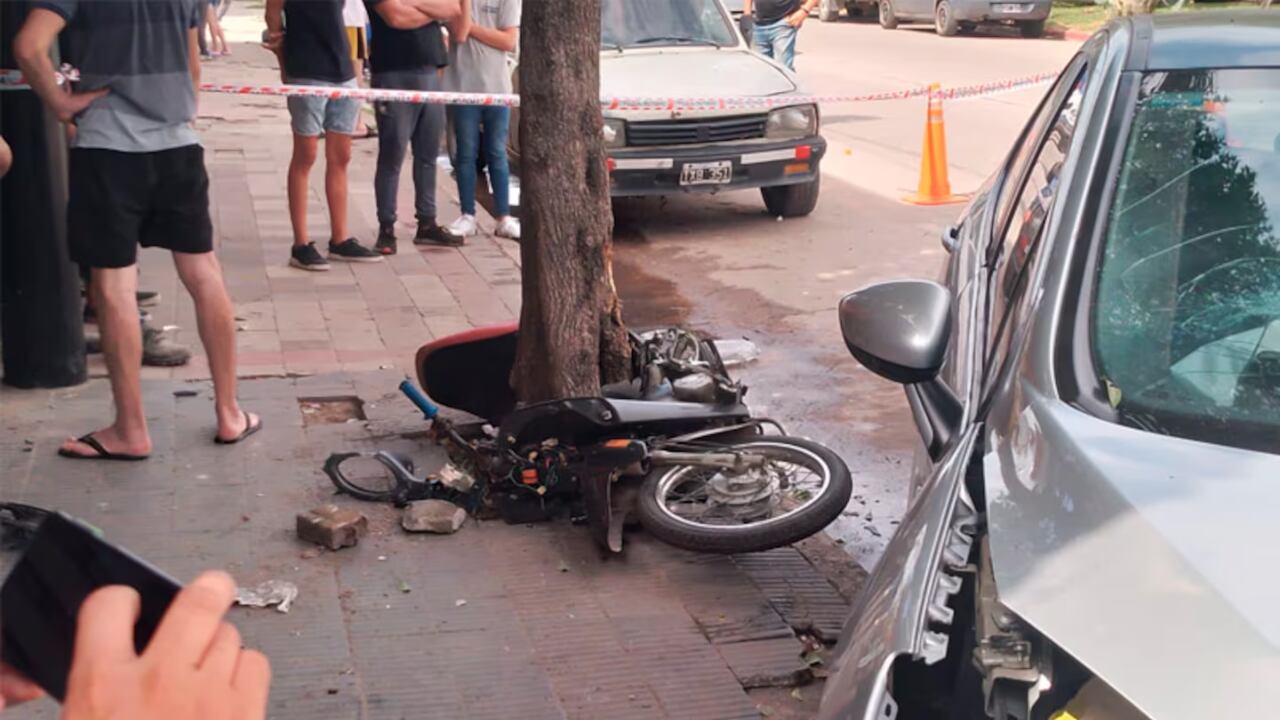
[
  {"left": 452, "top": 105, "right": 511, "bottom": 217},
  {"left": 753, "top": 19, "right": 798, "bottom": 71}
]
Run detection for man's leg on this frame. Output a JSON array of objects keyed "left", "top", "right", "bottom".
[
  {"left": 410, "top": 79, "right": 446, "bottom": 225},
  {"left": 481, "top": 106, "right": 511, "bottom": 218},
  {"left": 60, "top": 149, "right": 151, "bottom": 458},
  {"left": 752, "top": 22, "right": 776, "bottom": 60},
  {"left": 288, "top": 135, "right": 319, "bottom": 247},
  {"left": 173, "top": 251, "right": 254, "bottom": 439},
  {"left": 324, "top": 131, "right": 353, "bottom": 243},
  {"left": 453, "top": 106, "right": 482, "bottom": 217},
  {"left": 779, "top": 24, "right": 798, "bottom": 71},
  {"left": 373, "top": 76, "right": 415, "bottom": 228}
]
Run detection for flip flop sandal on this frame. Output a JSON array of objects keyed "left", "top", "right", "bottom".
[
  {"left": 215, "top": 411, "right": 263, "bottom": 445},
  {"left": 57, "top": 434, "right": 150, "bottom": 461}
]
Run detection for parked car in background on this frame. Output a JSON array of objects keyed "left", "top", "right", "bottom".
[
  {"left": 820, "top": 12, "right": 1280, "bottom": 720},
  {"left": 878, "top": 0, "right": 1051, "bottom": 36},
  {"left": 513, "top": 0, "right": 827, "bottom": 217}
]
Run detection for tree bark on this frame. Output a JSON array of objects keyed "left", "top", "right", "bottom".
[{"left": 512, "top": 0, "right": 630, "bottom": 403}]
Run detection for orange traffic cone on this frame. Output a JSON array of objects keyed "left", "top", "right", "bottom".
[{"left": 903, "top": 84, "right": 966, "bottom": 206}]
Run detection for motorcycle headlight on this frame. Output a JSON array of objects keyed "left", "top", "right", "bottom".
[
  {"left": 766, "top": 105, "right": 818, "bottom": 139},
  {"left": 602, "top": 117, "right": 626, "bottom": 148}
]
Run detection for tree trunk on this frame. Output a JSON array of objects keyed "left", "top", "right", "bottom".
[{"left": 512, "top": 0, "right": 630, "bottom": 403}]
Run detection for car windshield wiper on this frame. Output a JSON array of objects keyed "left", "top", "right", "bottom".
[{"left": 631, "top": 36, "right": 722, "bottom": 47}]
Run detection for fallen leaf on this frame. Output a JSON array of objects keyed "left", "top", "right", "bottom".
[
  {"left": 455, "top": 599, "right": 467, "bottom": 607},
  {"left": 557, "top": 560, "right": 571, "bottom": 573},
  {"left": 758, "top": 706, "right": 774, "bottom": 717},
  {"left": 802, "top": 650, "right": 824, "bottom": 667},
  {"left": 398, "top": 580, "right": 412, "bottom": 594},
  {"left": 790, "top": 688, "right": 804, "bottom": 701}
]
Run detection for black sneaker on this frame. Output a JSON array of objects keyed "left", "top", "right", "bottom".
[
  {"left": 375, "top": 223, "right": 397, "bottom": 256},
  {"left": 328, "top": 238, "right": 383, "bottom": 263},
  {"left": 136, "top": 290, "right": 160, "bottom": 307},
  {"left": 414, "top": 220, "right": 465, "bottom": 247},
  {"left": 289, "top": 242, "right": 331, "bottom": 271}
]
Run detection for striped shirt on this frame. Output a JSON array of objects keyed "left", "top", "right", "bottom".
[{"left": 36, "top": 0, "right": 202, "bottom": 153}]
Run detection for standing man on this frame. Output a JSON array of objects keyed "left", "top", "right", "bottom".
[
  {"left": 444, "top": 0, "right": 521, "bottom": 242},
  {"left": 15, "top": 0, "right": 262, "bottom": 459},
  {"left": 265, "top": 0, "right": 383, "bottom": 270},
  {"left": 743, "top": 0, "right": 815, "bottom": 72},
  {"left": 365, "top": 0, "right": 462, "bottom": 254}
]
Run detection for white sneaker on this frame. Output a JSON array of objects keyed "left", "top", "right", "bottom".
[
  {"left": 446, "top": 214, "right": 479, "bottom": 238},
  {"left": 495, "top": 216, "right": 522, "bottom": 240}
]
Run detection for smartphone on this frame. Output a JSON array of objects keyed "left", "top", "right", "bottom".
[{"left": 0, "top": 512, "right": 181, "bottom": 701}]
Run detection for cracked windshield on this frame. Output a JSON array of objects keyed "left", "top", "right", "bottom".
[
  {"left": 1094, "top": 69, "right": 1280, "bottom": 452},
  {"left": 601, "top": 0, "right": 737, "bottom": 49}
]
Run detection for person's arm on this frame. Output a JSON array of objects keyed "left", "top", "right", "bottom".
[
  {"left": 466, "top": 0, "right": 517, "bottom": 52},
  {"left": 14, "top": 8, "right": 110, "bottom": 124},
  {"left": 787, "top": 0, "right": 818, "bottom": 26},
  {"left": 371, "top": 0, "right": 443, "bottom": 30},
  {"left": 446, "top": 0, "right": 471, "bottom": 43},
  {"left": 467, "top": 23, "right": 516, "bottom": 52},
  {"left": 264, "top": 0, "right": 286, "bottom": 81},
  {"left": 743, "top": 0, "right": 753, "bottom": 13},
  {"left": 0, "top": 137, "right": 12, "bottom": 179},
  {"left": 189, "top": 27, "right": 201, "bottom": 119}
]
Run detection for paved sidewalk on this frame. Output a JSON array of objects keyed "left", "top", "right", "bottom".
[{"left": 1, "top": 16, "right": 856, "bottom": 720}]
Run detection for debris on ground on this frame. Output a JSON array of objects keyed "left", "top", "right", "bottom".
[
  {"left": 437, "top": 463, "right": 475, "bottom": 493},
  {"left": 557, "top": 560, "right": 571, "bottom": 573},
  {"left": 455, "top": 598, "right": 467, "bottom": 607},
  {"left": 173, "top": 389, "right": 199, "bottom": 398},
  {"left": 296, "top": 504, "right": 368, "bottom": 550},
  {"left": 713, "top": 338, "right": 761, "bottom": 367},
  {"left": 401, "top": 499, "right": 466, "bottom": 534},
  {"left": 235, "top": 580, "right": 299, "bottom": 613}
]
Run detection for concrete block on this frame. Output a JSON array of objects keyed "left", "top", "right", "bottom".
[
  {"left": 297, "top": 504, "right": 368, "bottom": 550},
  {"left": 401, "top": 500, "right": 466, "bottom": 534}
]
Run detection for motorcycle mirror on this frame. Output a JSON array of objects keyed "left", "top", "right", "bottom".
[{"left": 838, "top": 280, "right": 952, "bottom": 385}]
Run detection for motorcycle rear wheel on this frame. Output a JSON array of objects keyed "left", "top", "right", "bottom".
[{"left": 636, "top": 436, "right": 852, "bottom": 554}]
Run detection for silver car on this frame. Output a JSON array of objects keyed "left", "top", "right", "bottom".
[
  {"left": 821, "top": 12, "right": 1280, "bottom": 720},
  {"left": 512, "top": 0, "right": 827, "bottom": 217}
]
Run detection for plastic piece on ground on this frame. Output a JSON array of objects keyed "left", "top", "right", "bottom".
[
  {"left": 235, "top": 580, "right": 299, "bottom": 613},
  {"left": 713, "top": 338, "right": 761, "bottom": 367}
]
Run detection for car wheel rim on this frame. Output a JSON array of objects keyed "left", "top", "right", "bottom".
[
  {"left": 936, "top": 3, "right": 949, "bottom": 29},
  {"left": 881, "top": 1, "right": 891, "bottom": 22}
]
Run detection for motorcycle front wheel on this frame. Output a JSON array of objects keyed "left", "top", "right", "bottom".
[{"left": 636, "top": 436, "right": 852, "bottom": 554}]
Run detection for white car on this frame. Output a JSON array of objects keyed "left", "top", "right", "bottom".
[{"left": 513, "top": 0, "right": 827, "bottom": 217}]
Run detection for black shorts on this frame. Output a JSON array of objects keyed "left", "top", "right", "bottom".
[{"left": 68, "top": 145, "right": 214, "bottom": 269}]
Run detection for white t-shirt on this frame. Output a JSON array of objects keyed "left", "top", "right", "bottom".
[
  {"left": 445, "top": 0, "right": 521, "bottom": 95},
  {"left": 342, "top": 0, "right": 368, "bottom": 28}
]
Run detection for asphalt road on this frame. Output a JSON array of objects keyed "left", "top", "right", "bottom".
[{"left": 613, "top": 21, "right": 1079, "bottom": 569}]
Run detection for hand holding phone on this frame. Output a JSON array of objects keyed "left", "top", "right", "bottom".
[
  {"left": 1, "top": 514, "right": 271, "bottom": 717},
  {"left": 62, "top": 572, "right": 271, "bottom": 720}
]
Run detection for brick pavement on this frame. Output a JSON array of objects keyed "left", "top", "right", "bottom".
[{"left": 1, "top": 17, "right": 852, "bottom": 720}]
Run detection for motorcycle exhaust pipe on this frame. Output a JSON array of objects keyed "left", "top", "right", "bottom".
[{"left": 648, "top": 450, "right": 766, "bottom": 473}]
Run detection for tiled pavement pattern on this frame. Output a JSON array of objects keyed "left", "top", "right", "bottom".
[{"left": 2, "top": 25, "right": 851, "bottom": 720}]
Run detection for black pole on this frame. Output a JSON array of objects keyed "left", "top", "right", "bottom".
[{"left": 0, "top": 1, "right": 87, "bottom": 389}]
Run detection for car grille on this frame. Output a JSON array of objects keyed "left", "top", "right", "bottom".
[{"left": 626, "top": 114, "right": 768, "bottom": 147}]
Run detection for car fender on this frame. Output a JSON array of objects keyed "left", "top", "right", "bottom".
[{"left": 818, "top": 428, "right": 980, "bottom": 720}]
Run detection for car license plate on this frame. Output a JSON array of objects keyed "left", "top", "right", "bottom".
[
  {"left": 994, "top": 2, "right": 1031, "bottom": 11},
  {"left": 680, "top": 161, "right": 732, "bottom": 186}
]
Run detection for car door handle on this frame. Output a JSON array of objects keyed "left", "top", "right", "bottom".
[{"left": 941, "top": 225, "right": 959, "bottom": 254}]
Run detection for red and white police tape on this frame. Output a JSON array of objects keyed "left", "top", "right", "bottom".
[{"left": 1, "top": 67, "right": 1056, "bottom": 108}]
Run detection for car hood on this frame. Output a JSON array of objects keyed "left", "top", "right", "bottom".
[
  {"left": 601, "top": 47, "right": 799, "bottom": 120},
  {"left": 985, "top": 396, "right": 1280, "bottom": 719}
]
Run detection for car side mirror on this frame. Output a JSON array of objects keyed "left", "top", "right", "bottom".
[
  {"left": 839, "top": 280, "right": 952, "bottom": 385},
  {"left": 839, "top": 280, "right": 961, "bottom": 461}
]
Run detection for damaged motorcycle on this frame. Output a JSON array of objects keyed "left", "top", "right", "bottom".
[{"left": 325, "top": 324, "right": 852, "bottom": 554}]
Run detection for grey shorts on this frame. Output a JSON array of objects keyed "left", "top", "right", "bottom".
[{"left": 286, "top": 78, "right": 360, "bottom": 136}]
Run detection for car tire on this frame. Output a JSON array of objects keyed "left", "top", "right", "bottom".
[
  {"left": 879, "top": 0, "right": 899, "bottom": 28},
  {"left": 761, "top": 175, "right": 820, "bottom": 217},
  {"left": 935, "top": 0, "right": 961, "bottom": 36},
  {"left": 820, "top": 0, "right": 841, "bottom": 21},
  {"left": 1019, "top": 19, "right": 1047, "bottom": 37}
]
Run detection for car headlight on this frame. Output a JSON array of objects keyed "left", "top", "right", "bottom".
[
  {"left": 602, "top": 118, "right": 626, "bottom": 148},
  {"left": 766, "top": 105, "right": 818, "bottom": 139}
]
